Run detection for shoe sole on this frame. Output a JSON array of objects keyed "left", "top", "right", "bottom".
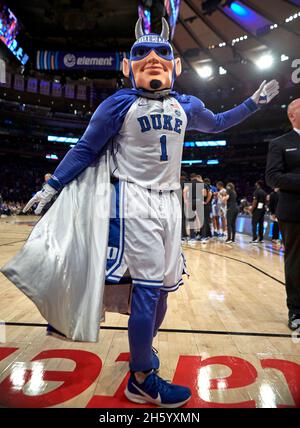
[
  {"left": 124, "top": 387, "right": 191, "bottom": 408},
  {"left": 288, "top": 324, "right": 300, "bottom": 331}
]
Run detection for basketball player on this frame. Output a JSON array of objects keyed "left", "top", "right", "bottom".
[
  {"left": 211, "top": 184, "right": 219, "bottom": 237},
  {"left": 22, "top": 18, "right": 279, "bottom": 407},
  {"left": 216, "top": 181, "right": 227, "bottom": 237}
]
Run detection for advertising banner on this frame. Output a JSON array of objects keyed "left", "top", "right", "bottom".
[
  {"left": 65, "top": 83, "right": 75, "bottom": 99},
  {"left": 27, "top": 77, "right": 38, "bottom": 93},
  {"left": 40, "top": 80, "right": 50, "bottom": 96},
  {"left": 52, "top": 82, "right": 62, "bottom": 97},
  {"left": 36, "top": 51, "right": 128, "bottom": 71}
]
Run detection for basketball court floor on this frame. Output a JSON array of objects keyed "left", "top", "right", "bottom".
[{"left": 0, "top": 216, "right": 299, "bottom": 408}]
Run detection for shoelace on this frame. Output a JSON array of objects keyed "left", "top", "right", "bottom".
[{"left": 145, "top": 373, "right": 172, "bottom": 395}]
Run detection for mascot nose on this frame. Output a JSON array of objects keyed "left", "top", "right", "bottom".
[
  {"left": 146, "top": 51, "right": 162, "bottom": 63},
  {"left": 147, "top": 56, "right": 159, "bottom": 63}
]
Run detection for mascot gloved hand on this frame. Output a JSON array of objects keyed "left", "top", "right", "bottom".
[
  {"left": 251, "top": 79, "right": 279, "bottom": 105},
  {"left": 23, "top": 183, "right": 57, "bottom": 215}
]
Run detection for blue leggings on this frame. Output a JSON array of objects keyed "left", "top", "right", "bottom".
[{"left": 128, "top": 286, "right": 168, "bottom": 372}]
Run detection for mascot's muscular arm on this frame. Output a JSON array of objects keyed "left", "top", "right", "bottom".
[
  {"left": 178, "top": 95, "right": 258, "bottom": 133},
  {"left": 23, "top": 90, "right": 136, "bottom": 214},
  {"left": 48, "top": 90, "right": 136, "bottom": 190},
  {"left": 176, "top": 79, "right": 279, "bottom": 133}
]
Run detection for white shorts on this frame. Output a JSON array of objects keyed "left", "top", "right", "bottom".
[
  {"left": 214, "top": 203, "right": 226, "bottom": 217},
  {"left": 105, "top": 181, "right": 187, "bottom": 292},
  {"left": 219, "top": 205, "right": 227, "bottom": 217},
  {"left": 211, "top": 203, "right": 219, "bottom": 217}
]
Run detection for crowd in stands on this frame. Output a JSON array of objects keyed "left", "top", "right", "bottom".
[
  {"left": 0, "top": 199, "right": 25, "bottom": 216},
  {"left": 0, "top": 162, "right": 45, "bottom": 216}
]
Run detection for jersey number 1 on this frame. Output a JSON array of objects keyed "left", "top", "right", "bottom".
[{"left": 160, "top": 135, "right": 168, "bottom": 161}]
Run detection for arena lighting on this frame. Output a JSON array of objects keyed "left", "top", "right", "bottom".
[
  {"left": 231, "top": 35, "right": 247, "bottom": 45},
  {"left": 48, "top": 135, "right": 79, "bottom": 144},
  {"left": 181, "top": 159, "right": 220, "bottom": 165},
  {"left": 0, "top": 5, "right": 29, "bottom": 65},
  {"left": 285, "top": 12, "right": 300, "bottom": 23},
  {"left": 181, "top": 160, "right": 203, "bottom": 165},
  {"left": 255, "top": 53, "right": 274, "bottom": 70},
  {"left": 196, "top": 11, "right": 300, "bottom": 52},
  {"left": 196, "top": 140, "right": 226, "bottom": 147},
  {"left": 46, "top": 154, "right": 58, "bottom": 160},
  {"left": 230, "top": 2, "right": 248, "bottom": 17},
  {"left": 184, "top": 140, "right": 227, "bottom": 147},
  {"left": 281, "top": 54, "right": 289, "bottom": 62},
  {"left": 196, "top": 65, "right": 213, "bottom": 79},
  {"left": 219, "top": 66, "right": 227, "bottom": 75}
]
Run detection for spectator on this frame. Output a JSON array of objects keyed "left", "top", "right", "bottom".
[
  {"left": 224, "top": 182, "right": 239, "bottom": 244},
  {"left": 249, "top": 180, "right": 267, "bottom": 244},
  {"left": 239, "top": 197, "right": 250, "bottom": 214}
]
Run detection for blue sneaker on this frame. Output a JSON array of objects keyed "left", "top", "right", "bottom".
[{"left": 125, "top": 371, "right": 191, "bottom": 408}]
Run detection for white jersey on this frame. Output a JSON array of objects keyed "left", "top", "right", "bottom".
[
  {"left": 218, "top": 188, "right": 227, "bottom": 206},
  {"left": 110, "top": 96, "right": 187, "bottom": 191}
]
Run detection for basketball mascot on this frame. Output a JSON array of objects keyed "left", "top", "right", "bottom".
[{"left": 1, "top": 18, "right": 279, "bottom": 407}]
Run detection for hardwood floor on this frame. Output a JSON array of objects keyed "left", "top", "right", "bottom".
[{"left": 0, "top": 216, "right": 299, "bottom": 408}]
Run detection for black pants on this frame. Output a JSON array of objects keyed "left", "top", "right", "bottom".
[
  {"left": 252, "top": 210, "right": 265, "bottom": 241},
  {"left": 226, "top": 208, "right": 238, "bottom": 241},
  {"left": 181, "top": 203, "right": 188, "bottom": 237},
  {"left": 279, "top": 221, "right": 300, "bottom": 316},
  {"left": 272, "top": 221, "right": 280, "bottom": 240},
  {"left": 187, "top": 199, "right": 200, "bottom": 238},
  {"left": 200, "top": 204, "right": 212, "bottom": 238}
]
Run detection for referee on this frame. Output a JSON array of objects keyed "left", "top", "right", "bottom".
[{"left": 266, "top": 99, "right": 300, "bottom": 331}]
